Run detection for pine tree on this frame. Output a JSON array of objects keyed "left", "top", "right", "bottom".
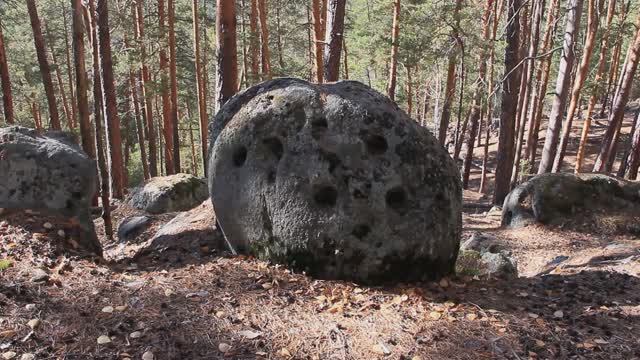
[{"left": 0, "top": 18, "right": 14, "bottom": 124}]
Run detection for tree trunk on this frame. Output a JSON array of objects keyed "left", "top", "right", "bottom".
[
  {"left": 626, "top": 110, "right": 640, "bottom": 179},
  {"left": 553, "top": 0, "right": 599, "bottom": 172},
  {"left": 461, "top": 0, "right": 494, "bottom": 189},
  {"left": 387, "top": 0, "right": 400, "bottom": 100},
  {"left": 618, "top": 109, "right": 638, "bottom": 177},
  {"left": 311, "top": 0, "right": 324, "bottom": 83},
  {"left": 216, "top": 0, "right": 239, "bottom": 110},
  {"left": 45, "top": 23, "right": 73, "bottom": 129},
  {"left": 342, "top": 37, "right": 349, "bottom": 79},
  {"left": 158, "top": 0, "right": 175, "bottom": 175},
  {"left": 62, "top": 7, "right": 77, "bottom": 129},
  {"left": 452, "top": 61, "right": 466, "bottom": 159},
  {"left": 493, "top": 0, "right": 522, "bottom": 205},
  {"left": 249, "top": 0, "right": 260, "bottom": 84},
  {"left": 438, "top": 0, "right": 463, "bottom": 145},
  {"left": 537, "top": 0, "right": 584, "bottom": 174},
  {"left": 275, "top": 1, "right": 285, "bottom": 72},
  {"left": 97, "top": 0, "right": 126, "bottom": 198},
  {"left": 168, "top": 0, "right": 181, "bottom": 173},
  {"left": 323, "top": 0, "right": 346, "bottom": 82},
  {"left": 130, "top": 71, "right": 149, "bottom": 180},
  {"left": 576, "top": 0, "right": 617, "bottom": 172},
  {"left": 193, "top": 0, "right": 208, "bottom": 172},
  {"left": 525, "top": 0, "right": 560, "bottom": 165},
  {"left": 72, "top": 0, "right": 95, "bottom": 158},
  {"left": 26, "top": 0, "right": 61, "bottom": 130},
  {"left": 0, "top": 18, "right": 15, "bottom": 124},
  {"left": 593, "top": 13, "right": 640, "bottom": 172},
  {"left": 405, "top": 64, "right": 413, "bottom": 117},
  {"left": 601, "top": 36, "right": 623, "bottom": 118},
  {"left": 257, "top": 0, "right": 272, "bottom": 80},
  {"left": 134, "top": 0, "right": 158, "bottom": 177}
]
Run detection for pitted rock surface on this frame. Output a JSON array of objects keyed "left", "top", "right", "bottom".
[
  {"left": 208, "top": 78, "right": 462, "bottom": 284},
  {"left": 0, "top": 126, "right": 101, "bottom": 255},
  {"left": 129, "top": 173, "right": 208, "bottom": 214}
]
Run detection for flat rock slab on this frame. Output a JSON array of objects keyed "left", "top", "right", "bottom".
[
  {"left": 129, "top": 173, "right": 208, "bottom": 214},
  {"left": 0, "top": 126, "right": 101, "bottom": 255},
  {"left": 208, "top": 78, "right": 462, "bottom": 284}
]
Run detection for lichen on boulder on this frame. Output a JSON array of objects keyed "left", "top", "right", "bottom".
[{"left": 208, "top": 78, "right": 462, "bottom": 284}]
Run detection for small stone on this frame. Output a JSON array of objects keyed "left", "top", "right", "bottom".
[
  {"left": 438, "top": 278, "right": 449, "bottom": 288},
  {"left": 218, "top": 343, "right": 232, "bottom": 353},
  {"left": 57, "top": 230, "right": 66, "bottom": 238},
  {"left": 30, "top": 269, "right": 49, "bottom": 283},
  {"left": 129, "top": 331, "right": 143, "bottom": 339},
  {"left": 27, "top": 319, "right": 41, "bottom": 329},
  {"left": 101, "top": 306, "right": 114, "bottom": 313},
  {"left": 96, "top": 335, "right": 111, "bottom": 344},
  {"left": 43, "top": 222, "right": 53, "bottom": 230},
  {"left": 20, "top": 354, "right": 34, "bottom": 360},
  {"left": 141, "top": 351, "right": 154, "bottom": 360},
  {"left": 553, "top": 310, "right": 564, "bottom": 319},
  {"left": 25, "top": 304, "right": 36, "bottom": 311},
  {"left": 115, "top": 305, "right": 127, "bottom": 312},
  {"left": 2, "top": 351, "right": 16, "bottom": 360}
]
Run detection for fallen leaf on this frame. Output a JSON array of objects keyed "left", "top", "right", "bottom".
[
  {"left": 115, "top": 305, "right": 127, "bottom": 312},
  {"left": 466, "top": 313, "right": 478, "bottom": 321},
  {"left": 2, "top": 352, "right": 16, "bottom": 360},
  {"left": 439, "top": 278, "right": 449, "bottom": 288},
  {"left": 129, "top": 331, "right": 143, "bottom": 339},
  {"left": 279, "top": 348, "right": 291, "bottom": 357},
  {"left": 218, "top": 343, "right": 232, "bottom": 353},
  {"left": 429, "top": 311, "right": 442, "bottom": 320},
  {"left": 594, "top": 338, "right": 609, "bottom": 345},
  {"left": 141, "top": 351, "right": 154, "bottom": 360},
  {"left": 0, "top": 331, "right": 16, "bottom": 339},
  {"left": 535, "top": 340, "right": 545, "bottom": 347},
  {"left": 27, "top": 319, "right": 40, "bottom": 330},
  {"left": 237, "top": 330, "right": 262, "bottom": 339},
  {"left": 528, "top": 313, "right": 539, "bottom": 319},
  {"left": 261, "top": 283, "right": 273, "bottom": 290},
  {"left": 372, "top": 343, "right": 391, "bottom": 355},
  {"left": 96, "top": 335, "right": 111, "bottom": 345},
  {"left": 101, "top": 306, "right": 114, "bottom": 313},
  {"left": 164, "top": 289, "right": 174, "bottom": 297},
  {"left": 553, "top": 310, "right": 564, "bottom": 319}
]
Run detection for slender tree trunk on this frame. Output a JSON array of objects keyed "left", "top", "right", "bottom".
[
  {"left": 461, "top": 0, "right": 494, "bottom": 189},
  {"left": 275, "top": 1, "right": 285, "bottom": 72},
  {"left": 601, "top": 37, "right": 623, "bottom": 118},
  {"left": 130, "top": 72, "right": 149, "bottom": 180},
  {"left": 537, "top": 0, "right": 584, "bottom": 174},
  {"left": 387, "top": 0, "right": 401, "bottom": 100},
  {"left": 593, "top": 13, "right": 640, "bottom": 172},
  {"left": 0, "top": 18, "right": 15, "bottom": 124},
  {"left": 452, "top": 61, "right": 466, "bottom": 159},
  {"left": 618, "top": 109, "right": 638, "bottom": 177},
  {"left": 97, "top": 0, "right": 126, "bottom": 198},
  {"left": 405, "top": 64, "right": 413, "bottom": 117},
  {"left": 45, "top": 23, "right": 73, "bottom": 129},
  {"left": 323, "top": 0, "right": 347, "bottom": 82},
  {"left": 31, "top": 96, "right": 42, "bottom": 132},
  {"left": 168, "top": 0, "right": 180, "bottom": 173},
  {"left": 216, "top": 0, "right": 239, "bottom": 110},
  {"left": 257, "top": 0, "right": 272, "bottom": 80},
  {"left": 576, "top": 0, "right": 617, "bottom": 172},
  {"left": 27, "top": 0, "right": 61, "bottom": 130},
  {"left": 343, "top": 38, "right": 349, "bottom": 79},
  {"left": 311, "top": 0, "right": 324, "bottom": 83},
  {"left": 553, "top": 0, "right": 599, "bottom": 172},
  {"left": 187, "top": 104, "right": 198, "bottom": 176},
  {"left": 306, "top": 4, "right": 314, "bottom": 81},
  {"left": 421, "top": 78, "right": 431, "bottom": 127},
  {"left": 249, "top": 0, "right": 260, "bottom": 84},
  {"left": 159, "top": 0, "right": 175, "bottom": 175},
  {"left": 61, "top": 7, "right": 77, "bottom": 129},
  {"left": 493, "top": 0, "right": 522, "bottom": 205},
  {"left": 626, "top": 110, "right": 640, "bottom": 179},
  {"left": 438, "top": 0, "right": 463, "bottom": 145},
  {"left": 193, "top": 0, "right": 208, "bottom": 172},
  {"left": 72, "top": 0, "right": 95, "bottom": 158},
  {"left": 134, "top": 0, "right": 158, "bottom": 177}
]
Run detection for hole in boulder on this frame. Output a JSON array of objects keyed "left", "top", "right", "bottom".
[
  {"left": 386, "top": 187, "right": 408, "bottom": 213},
  {"left": 313, "top": 185, "right": 338, "bottom": 207},
  {"left": 353, "top": 189, "right": 367, "bottom": 199},
  {"left": 352, "top": 224, "right": 371, "bottom": 239},
  {"left": 375, "top": 241, "right": 383, "bottom": 248},
  {"left": 232, "top": 146, "right": 248, "bottom": 167},
  {"left": 364, "top": 134, "right": 388, "bottom": 155},
  {"left": 267, "top": 169, "right": 276, "bottom": 183},
  {"left": 263, "top": 137, "right": 283, "bottom": 160},
  {"left": 311, "top": 117, "right": 329, "bottom": 139}
]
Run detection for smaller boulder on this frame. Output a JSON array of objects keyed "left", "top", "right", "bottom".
[
  {"left": 129, "top": 174, "right": 208, "bottom": 214},
  {"left": 457, "top": 232, "right": 517, "bottom": 278},
  {"left": 117, "top": 216, "right": 151, "bottom": 242}
]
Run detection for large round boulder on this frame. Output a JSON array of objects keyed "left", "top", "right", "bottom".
[
  {"left": 0, "top": 126, "right": 101, "bottom": 255},
  {"left": 208, "top": 78, "right": 462, "bottom": 283},
  {"left": 502, "top": 173, "right": 640, "bottom": 234}
]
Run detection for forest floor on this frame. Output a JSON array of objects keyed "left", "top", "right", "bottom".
[{"left": 1, "top": 110, "right": 640, "bottom": 359}]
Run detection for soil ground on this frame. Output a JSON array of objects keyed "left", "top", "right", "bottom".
[{"left": 1, "top": 111, "right": 639, "bottom": 359}]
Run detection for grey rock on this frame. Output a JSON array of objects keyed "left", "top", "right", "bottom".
[
  {"left": 461, "top": 232, "right": 504, "bottom": 253},
  {"left": 502, "top": 173, "right": 640, "bottom": 232},
  {"left": 30, "top": 268, "right": 50, "bottom": 283},
  {"left": 0, "top": 126, "right": 101, "bottom": 255},
  {"left": 117, "top": 216, "right": 151, "bottom": 242},
  {"left": 208, "top": 78, "right": 462, "bottom": 284},
  {"left": 480, "top": 251, "right": 518, "bottom": 278},
  {"left": 129, "top": 174, "right": 208, "bottom": 214}
]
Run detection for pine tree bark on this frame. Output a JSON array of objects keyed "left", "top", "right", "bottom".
[
  {"left": 626, "top": 110, "right": 640, "bottom": 179},
  {"left": 130, "top": 71, "right": 149, "bottom": 180},
  {"left": 593, "top": 13, "right": 640, "bottom": 172},
  {"left": 601, "top": 37, "right": 623, "bottom": 117},
  {"left": 438, "top": 0, "right": 463, "bottom": 145},
  {"left": 168, "top": 0, "right": 180, "bottom": 173},
  {"left": 553, "top": 0, "right": 599, "bottom": 172},
  {"left": 576, "top": 0, "right": 617, "bottom": 172},
  {"left": 62, "top": 8, "right": 77, "bottom": 129},
  {"left": 525, "top": 0, "right": 560, "bottom": 165},
  {"left": 45, "top": 23, "right": 73, "bottom": 129},
  {"left": 257, "top": 0, "right": 272, "bottom": 80},
  {"left": 26, "top": 0, "right": 61, "bottom": 130},
  {"left": 193, "top": 0, "right": 208, "bottom": 172},
  {"left": 216, "top": 0, "right": 239, "bottom": 110},
  {"left": 249, "top": 0, "right": 260, "bottom": 84},
  {"left": 461, "top": 0, "right": 494, "bottom": 189},
  {"left": 493, "top": 0, "right": 522, "bottom": 205},
  {"left": 159, "top": 0, "right": 175, "bottom": 175},
  {"left": 134, "top": 0, "right": 158, "bottom": 177},
  {"left": 323, "top": 0, "right": 346, "bottom": 82},
  {"left": 97, "top": 0, "right": 126, "bottom": 198},
  {"left": 311, "top": 0, "right": 324, "bottom": 83},
  {"left": 0, "top": 18, "right": 15, "bottom": 124},
  {"left": 405, "top": 64, "right": 412, "bottom": 116},
  {"left": 342, "top": 37, "right": 349, "bottom": 79},
  {"left": 537, "top": 0, "right": 584, "bottom": 174},
  {"left": 387, "top": 0, "right": 401, "bottom": 100},
  {"left": 72, "top": 0, "right": 95, "bottom": 158}
]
